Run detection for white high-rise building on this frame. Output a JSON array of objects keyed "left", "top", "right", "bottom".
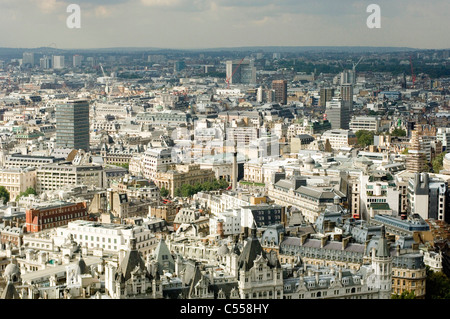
[
  {"left": 73, "top": 55, "right": 82, "bottom": 67},
  {"left": 53, "top": 55, "right": 65, "bottom": 69}
]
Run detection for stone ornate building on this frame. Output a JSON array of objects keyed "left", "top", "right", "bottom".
[{"left": 105, "top": 238, "right": 163, "bottom": 299}]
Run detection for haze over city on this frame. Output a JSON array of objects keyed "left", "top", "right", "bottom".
[{"left": 0, "top": 0, "right": 449, "bottom": 50}]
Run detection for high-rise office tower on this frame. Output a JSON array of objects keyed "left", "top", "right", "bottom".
[
  {"left": 174, "top": 60, "right": 186, "bottom": 73},
  {"left": 226, "top": 59, "right": 256, "bottom": 84},
  {"left": 325, "top": 98, "right": 349, "bottom": 130},
  {"left": 340, "top": 69, "right": 355, "bottom": 85},
  {"left": 340, "top": 83, "right": 354, "bottom": 115},
  {"left": 73, "top": 55, "right": 82, "bottom": 68},
  {"left": 53, "top": 55, "right": 65, "bottom": 69},
  {"left": 22, "top": 52, "right": 35, "bottom": 66},
  {"left": 272, "top": 80, "right": 287, "bottom": 105},
  {"left": 340, "top": 84, "right": 353, "bottom": 103},
  {"left": 40, "top": 56, "right": 52, "bottom": 69},
  {"left": 319, "top": 88, "right": 335, "bottom": 107},
  {"left": 56, "top": 100, "right": 90, "bottom": 151}
]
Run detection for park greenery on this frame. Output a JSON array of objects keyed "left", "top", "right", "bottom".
[
  {"left": 160, "top": 186, "right": 169, "bottom": 197},
  {"left": 389, "top": 128, "right": 407, "bottom": 137},
  {"left": 355, "top": 130, "right": 375, "bottom": 148},
  {"left": 174, "top": 178, "right": 229, "bottom": 198}
]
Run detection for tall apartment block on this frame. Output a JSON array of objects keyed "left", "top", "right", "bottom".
[
  {"left": 325, "top": 98, "right": 350, "bottom": 130},
  {"left": 55, "top": 99, "right": 90, "bottom": 151},
  {"left": 272, "top": 80, "right": 287, "bottom": 105},
  {"left": 53, "top": 55, "right": 65, "bottom": 69}
]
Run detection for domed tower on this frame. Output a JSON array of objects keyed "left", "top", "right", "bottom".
[
  {"left": 1, "top": 262, "right": 21, "bottom": 299},
  {"left": 304, "top": 155, "right": 315, "bottom": 171}
]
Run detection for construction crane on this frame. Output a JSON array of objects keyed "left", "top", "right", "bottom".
[
  {"left": 352, "top": 56, "right": 364, "bottom": 73},
  {"left": 99, "top": 63, "right": 111, "bottom": 98},
  {"left": 225, "top": 57, "right": 245, "bottom": 88},
  {"left": 410, "top": 55, "right": 416, "bottom": 88}
]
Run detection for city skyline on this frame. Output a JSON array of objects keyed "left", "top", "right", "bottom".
[{"left": 0, "top": 0, "right": 449, "bottom": 50}]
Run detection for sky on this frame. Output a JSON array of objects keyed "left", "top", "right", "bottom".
[{"left": 0, "top": 0, "right": 449, "bottom": 50}]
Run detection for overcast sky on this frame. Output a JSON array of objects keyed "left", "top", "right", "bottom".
[{"left": 1, "top": 0, "right": 449, "bottom": 49}]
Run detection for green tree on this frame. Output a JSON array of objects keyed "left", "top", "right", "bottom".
[
  {"left": 179, "top": 184, "right": 194, "bottom": 197},
  {"left": 15, "top": 187, "right": 37, "bottom": 201},
  {"left": 390, "top": 128, "right": 407, "bottom": 137},
  {"left": 355, "top": 130, "right": 375, "bottom": 147},
  {"left": 391, "top": 290, "right": 416, "bottom": 299},
  {"left": 218, "top": 178, "right": 229, "bottom": 189},
  {"left": 174, "top": 178, "right": 229, "bottom": 198},
  {"left": 160, "top": 187, "right": 169, "bottom": 197},
  {"left": 425, "top": 267, "right": 450, "bottom": 299},
  {"left": 0, "top": 186, "right": 10, "bottom": 204},
  {"left": 432, "top": 152, "right": 447, "bottom": 173}
]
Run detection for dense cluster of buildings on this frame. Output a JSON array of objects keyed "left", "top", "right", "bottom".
[{"left": 0, "top": 48, "right": 449, "bottom": 299}]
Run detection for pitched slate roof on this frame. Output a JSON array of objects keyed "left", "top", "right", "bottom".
[{"left": 116, "top": 238, "right": 146, "bottom": 282}]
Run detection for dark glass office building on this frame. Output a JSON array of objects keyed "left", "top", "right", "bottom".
[{"left": 56, "top": 100, "right": 90, "bottom": 151}]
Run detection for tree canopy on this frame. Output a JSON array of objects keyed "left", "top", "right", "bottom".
[
  {"left": 0, "top": 186, "right": 10, "bottom": 204},
  {"left": 15, "top": 187, "right": 37, "bottom": 201},
  {"left": 174, "top": 178, "right": 229, "bottom": 198},
  {"left": 426, "top": 267, "right": 450, "bottom": 299},
  {"left": 355, "top": 130, "right": 375, "bottom": 147},
  {"left": 160, "top": 186, "right": 169, "bottom": 197},
  {"left": 391, "top": 290, "right": 416, "bottom": 299},
  {"left": 390, "top": 128, "right": 407, "bottom": 137},
  {"left": 432, "top": 152, "right": 447, "bottom": 173}
]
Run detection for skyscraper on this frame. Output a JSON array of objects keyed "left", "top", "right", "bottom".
[
  {"left": 56, "top": 100, "right": 90, "bottom": 151},
  {"left": 53, "top": 55, "right": 65, "bottom": 69},
  {"left": 340, "top": 69, "right": 355, "bottom": 85},
  {"left": 325, "top": 98, "right": 349, "bottom": 130},
  {"left": 73, "top": 55, "right": 82, "bottom": 68},
  {"left": 340, "top": 83, "right": 354, "bottom": 115},
  {"left": 319, "top": 88, "right": 335, "bottom": 107},
  {"left": 40, "top": 56, "right": 52, "bottom": 69},
  {"left": 272, "top": 80, "right": 287, "bottom": 105}
]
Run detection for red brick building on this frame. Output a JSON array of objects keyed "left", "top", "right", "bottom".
[{"left": 26, "top": 201, "right": 89, "bottom": 233}]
